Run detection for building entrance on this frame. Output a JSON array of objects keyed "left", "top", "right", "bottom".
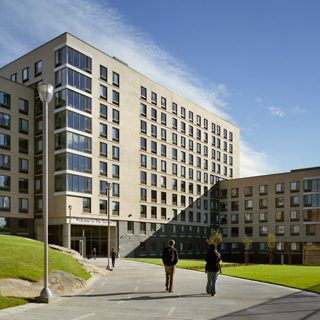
[{"left": 71, "top": 224, "right": 116, "bottom": 258}]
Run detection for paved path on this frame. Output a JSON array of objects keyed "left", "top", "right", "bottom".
[{"left": 0, "top": 259, "right": 319, "bottom": 320}]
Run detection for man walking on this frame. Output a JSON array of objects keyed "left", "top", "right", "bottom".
[
  {"left": 162, "top": 239, "right": 178, "bottom": 292},
  {"left": 205, "top": 243, "right": 221, "bottom": 296}
]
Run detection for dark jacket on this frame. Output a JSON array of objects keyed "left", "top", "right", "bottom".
[
  {"left": 162, "top": 246, "right": 179, "bottom": 266},
  {"left": 205, "top": 248, "right": 221, "bottom": 272}
]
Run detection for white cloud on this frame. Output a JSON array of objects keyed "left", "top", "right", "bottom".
[
  {"left": 291, "top": 105, "right": 306, "bottom": 115},
  {"left": 0, "top": 0, "right": 273, "bottom": 177},
  {"left": 267, "top": 106, "right": 286, "bottom": 117},
  {"left": 240, "top": 140, "right": 278, "bottom": 177}
]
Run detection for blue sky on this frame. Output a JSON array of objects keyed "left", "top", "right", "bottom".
[{"left": 1, "top": 0, "right": 319, "bottom": 177}]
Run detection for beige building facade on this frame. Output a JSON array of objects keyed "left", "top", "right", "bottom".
[
  {"left": 0, "top": 33, "right": 239, "bottom": 258},
  {"left": 0, "top": 76, "right": 34, "bottom": 237},
  {"left": 214, "top": 167, "right": 320, "bottom": 263}
]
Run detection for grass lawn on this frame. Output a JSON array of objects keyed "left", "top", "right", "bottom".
[
  {"left": 0, "top": 297, "right": 30, "bottom": 310},
  {"left": 129, "top": 258, "right": 320, "bottom": 294},
  {"left": 0, "top": 235, "right": 91, "bottom": 282},
  {"left": 222, "top": 265, "right": 320, "bottom": 294}
]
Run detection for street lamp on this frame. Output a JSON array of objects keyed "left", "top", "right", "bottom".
[
  {"left": 68, "top": 205, "right": 72, "bottom": 249},
  {"left": 38, "top": 83, "right": 54, "bottom": 301},
  {"left": 105, "top": 182, "right": 112, "bottom": 270}
]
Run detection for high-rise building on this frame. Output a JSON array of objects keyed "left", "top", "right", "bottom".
[
  {"left": 0, "top": 33, "right": 240, "bottom": 257},
  {"left": 213, "top": 166, "right": 320, "bottom": 263}
]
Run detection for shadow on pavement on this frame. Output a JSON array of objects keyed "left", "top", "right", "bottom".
[{"left": 211, "top": 285, "right": 320, "bottom": 320}]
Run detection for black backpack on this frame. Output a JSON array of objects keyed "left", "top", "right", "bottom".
[{"left": 167, "top": 247, "right": 175, "bottom": 263}]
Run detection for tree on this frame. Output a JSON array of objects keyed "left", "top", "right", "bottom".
[
  {"left": 242, "top": 235, "right": 253, "bottom": 264},
  {"left": 267, "top": 233, "right": 276, "bottom": 264},
  {"left": 206, "top": 229, "right": 223, "bottom": 246}
]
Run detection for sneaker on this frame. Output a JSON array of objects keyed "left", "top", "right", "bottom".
[{"left": 211, "top": 292, "right": 216, "bottom": 296}]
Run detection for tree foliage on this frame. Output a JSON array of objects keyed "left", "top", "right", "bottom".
[{"left": 206, "top": 229, "right": 223, "bottom": 245}]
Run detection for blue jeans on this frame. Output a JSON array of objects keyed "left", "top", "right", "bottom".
[{"left": 206, "top": 272, "right": 218, "bottom": 295}]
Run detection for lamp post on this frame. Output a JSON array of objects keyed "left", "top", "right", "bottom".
[
  {"left": 68, "top": 205, "right": 72, "bottom": 249},
  {"left": 106, "top": 182, "right": 112, "bottom": 270},
  {"left": 38, "top": 83, "right": 54, "bottom": 301}
]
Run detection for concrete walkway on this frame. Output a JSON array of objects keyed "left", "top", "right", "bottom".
[{"left": 0, "top": 258, "right": 319, "bottom": 320}]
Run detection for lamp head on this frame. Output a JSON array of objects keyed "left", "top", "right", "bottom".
[{"left": 37, "top": 83, "right": 54, "bottom": 103}]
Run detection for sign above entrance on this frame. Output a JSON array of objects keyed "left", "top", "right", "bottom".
[{"left": 70, "top": 218, "right": 117, "bottom": 227}]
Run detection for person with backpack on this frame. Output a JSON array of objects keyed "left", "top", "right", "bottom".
[
  {"left": 205, "top": 243, "right": 221, "bottom": 296},
  {"left": 162, "top": 239, "right": 178, "bottom": 292}
]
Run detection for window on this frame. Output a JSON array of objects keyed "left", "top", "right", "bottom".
[
  {"left": 244, "top": 186, "right": 253, "bottom": 196},
  {"left": 140, "top": 137, "right": 147, "bottom": 150},
  {"left": 112, "top": 128, "right": 119, "bottom": 142},
  {"left": 140, "top": 103, "right": 147, "bottom": 117},
  {"left": 151, "top": 92, "right": 157, "bottom": 104},
  {"left": 100, "top": 161, "right": 107, "bottom": 176},
  {"left": 290, "top": 181, "right": 300, "bottom": 192},
  {"left": 19, "top": 178, "right": 28, "bottom": 193},
  {"left": 0, "top": 196, "right": 10, "bottom": 211},
  {"left": 259, "top": 185, "right": 268, "bottom": 195},
  {"left": 276, "top": 197, "right": 284, "bottom": 208},
  {"left": 276, "top": 225, "right": 285, "bottom": 236},
  {"left": 259, "top": 198, "right": 268, "bottom": 209},
  {"left": 82, "top": 198, "right": 91, "bottom": 212},
  {"left": 161, "top": 128, "right": 166, "bottom": 141},
  {"left": 19, "top": 198, "right": 28, "bottom": 213},
  {"left": 0, "top": 91, "right": 10, "bottom": 109},
  {"left": 112, "top": 183, "right": 120, "bottom": 197},
  {"left": 140, "top": 222, "right": 146, "bottom": 234},
  {"left": 19, "top": 138, "right": 28, "bottom": 154},
  {"left": 245, "top": 199, "right": 253, "bottom": 210},
  {"left": 290, "top": 196, "right": 300, "bottom": 207},
  {"left": 0, "top": 113, "right": 10, "bottom": 129},
  {"left": 141, "top": 188, "right": 147, "bottom": 201},
  {"left": 112, "top": 109, "right": 119, "bottom": 123},
  {"left": 161, "top": 208, "right": 167, "bottom": 219},
  {"left": 10, "top": 73, "right": 17, "bottom": 82},
  {"left": 100, "top": 85, "right": 107, "bottom": 100},
  {"left": 244, "top": 213, "right": 253, "bottom": 223},
  {"left": 259, "top": 226, "right": 268, "bottom": 236},
  {"left": 306, "top": 224, "right": 316, "bottom": 235},
  {"left": 19, "top": 158, "right": 28, "bottom": 173},
  {"left": 140, "top": 171, "right": 147, "bottom": 184},
  {"left": 161, "top": 112, "right": 166, "bottom": 125},
  {"left": 112, "top": 201, "right": 119, "bottom": 215},
  {"left": 112, "top": 90, "right": 119, "bottom": 105},
  {"left": 0, "top": 175, "right": 10, "bottom": 191},
  {"left": 0, "top": 155, "right": 10, "bottom": 171},
  {"left": 100, "top": 104, "right": 107, "bottom": 119},
  {"left": 231, "top": 227, "right": 239, "bottom": 237},
  {"left": 172, "top": 102, "right": 177, "bottom": 114},
  {"left": 151, "top": 157, "right": 157, "bottom": 170},
  {"left": 150, "top": 173, "right": 156, "bottom": 186},
  {"left": 290, "top": 225, "right": 300, "bottom": 236},
  {"left": 99, "top": 123, "right": 108, "bottom": 138},
  {"left": 100, "top": 65, "right": 108, "bottom": 81},
  {"left": 66, "top": 46, "right": 92, "bottom": 73},
  {"left": 100, "top": 142, "right": 107, "bottom": 157},
  {"left": 140, "top": 120, "right": 147, "bottom": 133},
  {"left": 19, "top": 99, "right": 28, "bottom": 114},
  {"left": 151, "top": 206, "right": 157, "bottom": 219},
  {"left": 290, "top": 210, "right": 300, "bottom": 221},
  {"left": 140, "top": 205, "right": 147, "bottom": 218},
  {"left": 161, "top": 97, "right": 167, "bottom": 109},
  {"left": 127, "top": 221, "right": 134, "bottom": 234},
  {"left": 151, "top": 190, "right": 157, "bottom": 203},
  {"left": 112, "top": 146, "right": 119, "bottom": 160},
  {"left": 112, "top": 164, "right": 119, "bottom": 178},
  {"left": 259, "top": 212, "right": 268, "bottom": 222},
  {"left": 151, "top": 141, "right": 157, "bottom": 154},
  {"left": 55, "top": 89, "right": 91, "bottom": 113},
  {"left": 19, "top": 118, "right": 28, "bottom": 134},
  {"left": 141, "top": 86, "right": 147, "bottom": 100},
  {"left": 112, "top": 72, "right": 120, "bottom": 87},
  {"left": 151, "top": 108, "right": 157, "bottom": 121},
  {"left": 275, "top": 183, "right": 284, "bottom": 193},
  {"left": 140, "top": 154, "right": 147, "bottom": 167},
  {"left": 275, "top": 211, "right": 284, "bottom": 222},
  {"left": 22, "top": 67, "right": 29, "bottom": 82},
  {"left": 231, "top": 188, "right": 239, "bottom": 198},
  {"left": 35, "top": 60, "right": 43, "bottom": 76}
]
